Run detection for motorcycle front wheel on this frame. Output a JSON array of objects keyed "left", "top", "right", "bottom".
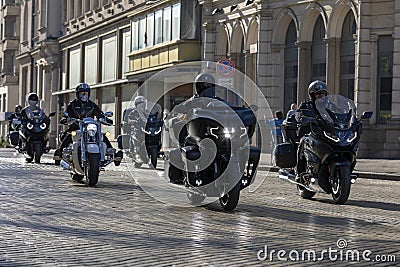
[
  {"left": 219, "top": 182, "right": 241, "bottom": 211},
  {"left": 34, "top": 142, "right": 43, "bottom": 164},
  {"left": 150, "top": 148, "right": 158, "bottom": 168},
  {"left": 296, "top": 175, "right": 316, "bottom": 199},
  {"left": 86, "top": 153, "right": 100, "bottom": 187},
  {"left": 331, "top": 165, "right": 351, "bottom": 204}
]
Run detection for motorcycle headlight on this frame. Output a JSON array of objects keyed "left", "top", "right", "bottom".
[
  {"left": 346, "top": 132, "right": 357, "bottom": 142},
  {"left": 27, "top": 123, "right": 33, "bottom": 130},
  {"left": 87, "top": 124, "right": 97, "bottom": 137},
  {"left": 223, "top": 128, "right": 235, "bottom": 138},
  {"left": 40, "top": 123, "right": 47, "bottom": 130},
  {"left": 323, "top": 131, "right": 340, "bottom": 142},
  {"left": 155, "top": 127, "right": 162, "bottom": 135},
  {"left": 141, "top": 127, "right": 151, "bottom": 134}
]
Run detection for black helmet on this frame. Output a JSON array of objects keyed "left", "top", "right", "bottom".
[
  {"left": 75, "top": 83, "right": 90, "bottom": 99},
  {"left": 27, "top": 93, "right": 39, "bottom": 107},
  {"left": 195, "top": 73, "right": 215, "bottom": 96},
  {"left": 15, "top": 105, "right": 22, "bottom": 112},
  {"left": 308, "top": 80, "right": 328, "bottom": 101}
]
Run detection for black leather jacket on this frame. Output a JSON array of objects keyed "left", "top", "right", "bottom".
[{"left": 65, "top": 99, "right": 105, "bottom": 120}]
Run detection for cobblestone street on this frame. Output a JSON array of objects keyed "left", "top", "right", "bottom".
[{"left": 0, "top": 148, "right": 398, "bottom": 266}]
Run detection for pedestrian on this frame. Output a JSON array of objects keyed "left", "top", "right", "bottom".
[
  {"left": 267, "top": 110, "right": 284, "bottom": 147},
  {"left": 286, "top": 103, "right": 297, "bottom": 119}
]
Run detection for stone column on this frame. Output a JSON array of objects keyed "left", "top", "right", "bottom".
[
  {"left": 325, "top": 37, "right": 341, "bottom": 94},
  {"left": 297, "top": 41, "right": 312, "bottom": 102},
  {"left": 202, "top": 21, "right": 216, "bottom": 62}
]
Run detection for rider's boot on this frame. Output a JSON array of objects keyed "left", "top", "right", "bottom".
[{"left": 114, "top": 150, "right": 123, "bottom": 166}]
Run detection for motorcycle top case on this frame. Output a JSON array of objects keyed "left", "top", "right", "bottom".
[{"left": 273, "top": 142, "right": 297, "bottom": 168}]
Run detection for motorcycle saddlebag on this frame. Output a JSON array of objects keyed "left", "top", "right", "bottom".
[
  {"left": 8, "top": 131, "right": 19, "bottom": 146},
  {"left": 273, "top": 142, "right": 297, "bottom": 168}
]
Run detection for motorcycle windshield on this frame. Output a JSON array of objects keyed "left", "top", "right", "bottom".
[
  {"left": 135, "top": 102, "right": 162, "bottom": 122},
  {"left": 315, "top": 95, "right": 357, "bottom": 129}
]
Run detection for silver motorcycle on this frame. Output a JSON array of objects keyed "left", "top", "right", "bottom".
[{"left": 60, "top": 112, "right": 119, "bottom": 186}]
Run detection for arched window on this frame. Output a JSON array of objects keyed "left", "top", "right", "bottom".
[
  {"left": 311, "top": 16, "right": 326, "bottom": 82},
  {"left": 284, "top": 20, "right": 298, "bottom": 112},
  {"left": 340, "top": 11, "right": 356, "bottom": 99}
]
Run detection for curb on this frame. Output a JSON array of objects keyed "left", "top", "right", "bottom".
[{"left": 258, "top": 165, "right": 400, "bottom": 181}]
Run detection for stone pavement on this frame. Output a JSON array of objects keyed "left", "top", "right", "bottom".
[
  {"left": 0, "top": 148, "right": 399, "bottom": 266},
  {"left": 258, "top": 153, "right": 400, "bottom": 180}
]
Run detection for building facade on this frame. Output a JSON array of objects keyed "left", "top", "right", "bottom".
[
  {"left": 0, "top": 0, "right": 20, "bottom": 139},
  {"left": 200, "top": 0, "right": 400, "bottom": 158}
]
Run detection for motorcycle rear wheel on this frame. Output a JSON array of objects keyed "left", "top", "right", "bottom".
[
  {"left": 86, "top": 153, "right": 100, "bottom": 187},
  {"left": 331, "top": 165, "right": 351, "bottom": 204},
  {"left": 34, "top": 142, "right": 42, "bottom": 164},
  {"left": 219, "top": 182, "right": 241, "bottom": 211}
]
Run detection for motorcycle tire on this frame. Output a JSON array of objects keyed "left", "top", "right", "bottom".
[
  {"left": 150, "top": 148, "right": 158, "bottom": 169},
  {"left": 72, "top": 174, "right": 84, "bottom": 181},
  {"left": 331, "top": 165, "right": 351, "bottom": 204},
  {"left": 86, "top": 153, "right": 100, "bottom": 187},
  {"left": 219, "top": 182, "right": 241, "bottom": 211},
  {"left": 296, "top": 176, "right": 316, "bottom": 199},
  {"left": 187, "top": 192, "right": 205, "bottom": 205},
  {"left": 34, "top": 143, "right": 42, "bottom": 164}
]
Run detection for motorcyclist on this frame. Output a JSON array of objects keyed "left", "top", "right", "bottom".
[
  {"left": 19, "top": 93, "right": 50, "bottom": 162},
  {"left": 295, "top": 80, "right": 328, "bottom": 175},
  {"left": 8, "top": 105, "right": 22, "bottom": 131},
  {"left": 53, "top": 83, "right": 123, "bottom": 165}
]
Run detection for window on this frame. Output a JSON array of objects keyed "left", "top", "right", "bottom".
[
  {"left": 93, "top": 0, "right": 99, "bottom": 9},
  {"left": 171, "top": 3, "right": 180, "bottom": 40},
  {"left": 146, "top": 13, "right": 154, "bottom": 47},
  {"left": 69, "top": 47, "right": 81, "bottom": 87},
  {"left": 102, "top": 34, "right": 117, "bottom": 82},
  {"left": 122, "top": 28, "right": 131, "bottom": 74},
  {"left": 84, "top": 42, "right": 98, "bottom": 84},
  {"left": 138, "top": 17, "right": 146, "bottom": 49},
  {"left": 76, "top": 0, "right": 82, "bottom": 17},
  {"left": 284, "top": 20, "right": 298, "bottom": 113},
  {"left": 163, "top": 6, "right": 171, "bottom": 42},
  {"left": 62, "top": 0, "right": 67, "bottom": 23},
  {"left": 69, "top": 0, "right": 75, "bottom": 20},
  {"left": 154, "top": 10, "right": 162, "bottom": 45},
  {"left": 84, "top": 0, "right": 90, "bottom": 12},
  {"left": 311, "top": 16, "right": 326, "bottom": 82},
  {"left": 131, "top": 20, "right": 138, "bottom": 51},
  {"left": 340, "top": 11, "right": 356, "bottom": 100},
  {"left": 102, "top": 0, "right": 108, "bottom": 5},
  {"left": 377, "top": 36, "right": 393, "bottom": 120}
]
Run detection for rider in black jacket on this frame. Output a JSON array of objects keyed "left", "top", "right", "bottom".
[
  {"left": 295, "top": 80, "right": 328, "bottom": 175},
  {"left": 54, "top": 83, "right": 123, "bottom": 165}
]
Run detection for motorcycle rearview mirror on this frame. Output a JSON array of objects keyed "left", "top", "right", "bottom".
[
  {"left": 361, "top": 111, "right": 373, "bottom": 120},
  {"left": 105, "top": 111, "right": 113, "bottom": 117},
  {"left": 249, "top": 104, "right": 258, "bottom": 112},
  {"left": 49, "top": 112, "right": 56, "bottom": 117}
]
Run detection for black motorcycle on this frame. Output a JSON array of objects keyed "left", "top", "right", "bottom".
[
  {"left": 118, "top": 102, "right": 163, "bottom": 168},
  {"left": 165, "top": 100, "right": 260, "bottom": 211},
  {"left": 17, "top": 108, "right": 55, "bottom": 163},
  {"left": 275, "top": 95, "right": 372, "bottom": 204}
]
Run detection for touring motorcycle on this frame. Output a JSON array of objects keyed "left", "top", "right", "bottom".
[
  {"left": 118, "top": 102, "right": 163, "bottom": 168},
  {"left": 275, "top": 94, "right": 372, "bottom": 204},
  {"left": 60, "top": 112, "right": 119, "bottom": 186},
  {"left": 10, "top": 107, "right": 55, "bottom": 163},
  {"left": 165, "top": 99, "right": 261, "bottom": 211}
]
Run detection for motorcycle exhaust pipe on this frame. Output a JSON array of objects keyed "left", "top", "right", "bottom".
[{"left": 60, "top": 160, "right": 70, "bottom": 170}]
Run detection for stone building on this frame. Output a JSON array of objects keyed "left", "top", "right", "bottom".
[
  {"left": 200, "top": 0, "right": 400, "bottom": 158},
  {"left": 0, "top": 0, "right": 20, "bottom": 138}
]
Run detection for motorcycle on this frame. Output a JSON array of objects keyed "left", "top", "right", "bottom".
[
  {"left": 165, "top": 99, "right": 261, "bottom": 211},
  {"left": 275, "top": 94, "right": 372, "bottom": 204},
  {"left": 15, "top": 107, "right": 55, "bottom": 163},
  {"left": 118, "top": 102, "right": 163, "bottom": 168},
  {"left": 59, "top": 112, "right": 118, "bottom": 186}
]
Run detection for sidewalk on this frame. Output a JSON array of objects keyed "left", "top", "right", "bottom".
[{"left": 258, "top": 153, "right": 400, "bottom": 181}]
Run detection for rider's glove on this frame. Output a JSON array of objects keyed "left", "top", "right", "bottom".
[
  {"left": 106, "top": 118, "right": 113, "bottom": 124},
  {"left": 60, "top": 118, "right": 67, "bottom": 124}
]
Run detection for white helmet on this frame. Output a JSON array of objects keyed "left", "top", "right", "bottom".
[{"left": 134, "top": 96, "right": 146, "bottom": 107}]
